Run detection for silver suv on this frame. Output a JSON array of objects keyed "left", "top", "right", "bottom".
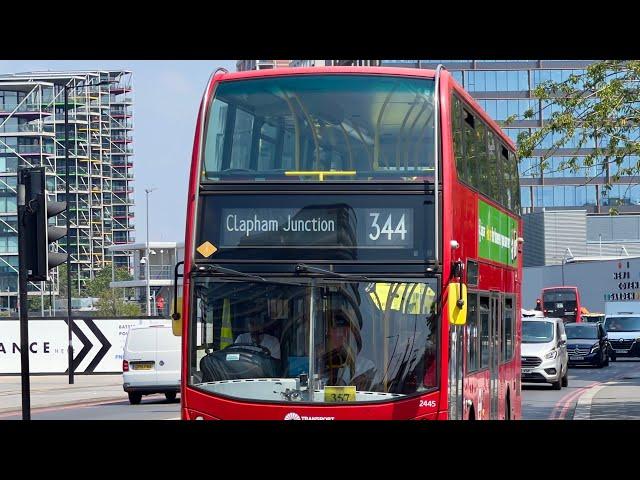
[{"left": 521, "top": 313, "right": 569, "bottom": 390}]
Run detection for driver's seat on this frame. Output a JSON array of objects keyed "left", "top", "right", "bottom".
[{"left": 200, "top": 347, "right": 280, "bottom": 382}]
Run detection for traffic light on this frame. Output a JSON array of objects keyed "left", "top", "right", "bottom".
[{"left": 18, "top": 168, "right": 68, "bottom": 281}]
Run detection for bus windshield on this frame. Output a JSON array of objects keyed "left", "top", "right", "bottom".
[
  {"left": 543, "top": 290, "right": 577, "bottom": 318},
  {"left": 202, "top": 75, "right": 436, "bottom": 182},
  {"left": 189, "top": 277, "right": 438, "bottom": 403}
]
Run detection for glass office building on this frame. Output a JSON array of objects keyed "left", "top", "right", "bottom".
[
  {"left": 381, "top": 60, "right": 640, "bottom": 214},
  {"left": 237, "top": 59, "right": 640, "bottom": 214}
]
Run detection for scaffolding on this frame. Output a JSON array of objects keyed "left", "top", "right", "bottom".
[{"left": 0, "top": 70, "right": 134, "bottom": 308}]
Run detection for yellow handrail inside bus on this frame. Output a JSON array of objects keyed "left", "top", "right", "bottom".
[{"left": 285, "top": 170, "right": 356, "bottom": 181}]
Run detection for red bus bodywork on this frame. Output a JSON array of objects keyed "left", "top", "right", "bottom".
[{"left": 180, "top": 67, "right": 522, "bottom": 420}]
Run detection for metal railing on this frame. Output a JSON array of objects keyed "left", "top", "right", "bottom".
[
  {"left": 0, "top": 123, "right": 55, "bottom": 134},
  {"left": 0, "top": 103, "right": 53, "bottom": 113},
  {"left": 0, "top": 144, "right": 55, "bottom": 154},
  {"left": 138, "top": 265, "right": 174, "bottom": 281}
]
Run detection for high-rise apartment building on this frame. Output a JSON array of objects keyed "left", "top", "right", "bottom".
[{"left": 0, "top": 70, "right": 134, "bottom": 309}]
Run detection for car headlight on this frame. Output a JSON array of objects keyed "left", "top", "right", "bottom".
[
  {"left": 591, "top": 344, "right": 600, "bottom": 353},
  {"left": 545, "top": 350, "right": 558, "bottom": 359}
]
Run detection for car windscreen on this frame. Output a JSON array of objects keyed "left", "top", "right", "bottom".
[
  {"left": 564, "top": 324, "right": 598, "bottom": 339},
  {"left": 522, "top": 321, "right": 554, "bottom": 343},
  {"left": 604, "top": 316, "right": 640, "bottom": 332}
]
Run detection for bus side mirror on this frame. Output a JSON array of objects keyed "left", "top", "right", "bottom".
[
  {"left": 448, "top": 283, "right": 467, "bottom": 325},
  {"left": 172, "top": 261, "right": 184, "bottom": 337},
  {"left": 172, "top": 297, "right": 183, "bottom": 337}
]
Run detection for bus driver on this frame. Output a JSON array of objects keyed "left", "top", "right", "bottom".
[
  {"left": 235, "top": 316, "right": 281, "bottom": 360},
  {"left": 321, "top": 313, "right": 376, "bottom": 391}
]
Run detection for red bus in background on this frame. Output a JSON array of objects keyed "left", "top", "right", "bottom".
[
  {"left": 175, "top": 66, "right": 522, "bottom": 420},
  {"left": 542, "top": 286, "right": 582, "bottom": 323}
]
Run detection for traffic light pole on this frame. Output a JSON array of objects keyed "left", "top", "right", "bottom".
[
  {"left": 17, "top": 167, "right": 68, "bottom": 420},
  {"left": 17, "top": 179, "right": 31, "bottom": 420}
]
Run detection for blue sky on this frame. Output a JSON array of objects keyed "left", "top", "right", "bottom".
[{"left": 0, "top": 59, "right": 237, "bottom": 242}]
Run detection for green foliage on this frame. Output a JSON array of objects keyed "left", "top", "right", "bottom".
[
  {"left": 29, "top": 295, "right": 52, "bottom": 312},
  {"left": 507, "top": 60, "right": 640, "bottom": 214},
  {"left": 86, "top": 267, "right": 141, "bottom": 317},
  {"left": 86, "top": 267, "right": 134, "bottom": 298},
  {"left": 96, "top": 289, "right": 142, "bottom": 317},
  {"left": 57, "top": 264, "right": 68, "bottom": 298}
]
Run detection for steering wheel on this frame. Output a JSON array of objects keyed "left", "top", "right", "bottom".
[{"left": 224, "top": 342, "right": 272, "bottom": 357}]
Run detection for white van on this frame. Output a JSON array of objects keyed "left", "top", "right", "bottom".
[
  {"left": 521, "top": 315, "right": 569, "bottom": 389},
  {"left": 122, "top": 323, "right": 181, "bottom": 405}
]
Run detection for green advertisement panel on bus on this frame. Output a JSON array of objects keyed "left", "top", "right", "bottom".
[{"left": 478, "top": 200, "right": 518, "bottom": 267}]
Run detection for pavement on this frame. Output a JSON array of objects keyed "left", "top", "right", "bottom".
[
  {"left": 573, "top": 370, "right": 640, "bottom": 420},
  {"left": 0, "top": 374, "right": 127, "bottom": 416}
]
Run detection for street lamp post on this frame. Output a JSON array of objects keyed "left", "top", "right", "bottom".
[
  {"left": 64, "top": 78, "right": 114, "bottom": 384},
  {"left": 145, "top": 187, "right": 157, "bottom": 316}
]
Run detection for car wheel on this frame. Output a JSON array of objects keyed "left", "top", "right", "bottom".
[
  {"left": 165, "top": 392, "right": 177, "bottom": 402},
  {"left": 604, "top": 353, "right": 610, "bottom": 367},
  {"left": 562, "top": 368, "right": 568, "bottom": 387},
  {"left": 610, "top": 352, "right": 617, "bottom": 362},
  {"left": 128, "top": 392, "right": 142, "bottom": 405},
  {"left": 552, "top": 374, "right": 562, "bottom": 390}
]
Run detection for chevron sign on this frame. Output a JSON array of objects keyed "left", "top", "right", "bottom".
[{"left": 0, "top": 318, "right": 155, "bottom": 374}]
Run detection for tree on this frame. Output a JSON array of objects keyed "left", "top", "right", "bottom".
[
  {"left": 57, "top": 264, "right": 68, "bottom": 298},
  {"left": 28, "top": 295, "right": 51, "bottom": 312},
  {"left": 509, "top": 60, "right": 640, "bottom": 212},
  {"left": 96, "top": 290, "right": 142, "bottom": 316},
  {"left": 86, "top": 267, "right": 134, "bottom": 298},
  {"left": 86, "top": 267, "right": 140, "bottom": 317}
]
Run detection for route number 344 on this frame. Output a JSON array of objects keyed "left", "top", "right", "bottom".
[{"left": 369, "top": 213, "right": 407, "bottom": 241}]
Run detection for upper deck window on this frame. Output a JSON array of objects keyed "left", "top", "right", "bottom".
[{"left": 202, "top": 75, "right": 436, "bottom": 182}]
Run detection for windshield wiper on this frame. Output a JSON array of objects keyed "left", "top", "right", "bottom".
[
  {"left": 295, "top": 263, "right": 372, "bottom": 282},
  {"left": 193, "top": 264, "right": 307, "bottom": 287},
  {"left": 192, "top": 264, "right": 267, "bottom": 282}
]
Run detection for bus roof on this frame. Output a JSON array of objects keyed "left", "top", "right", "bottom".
[
  {"left": 543, "top": 286, "right": 579, "bottom": 292},
  {"left": 207, "top": 66, "right": 516, "bottom": 152}
]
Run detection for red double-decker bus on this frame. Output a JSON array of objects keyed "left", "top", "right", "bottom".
[
  {"left": 542, "top": 286, "right": 582, "bottom": 323},
  {"left": 174, "top": 66, "right": 522, "bottom": 420}
]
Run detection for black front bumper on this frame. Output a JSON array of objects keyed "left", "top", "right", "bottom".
[{"left": 123, "top": 384, "right": 180, "bottom": 394}]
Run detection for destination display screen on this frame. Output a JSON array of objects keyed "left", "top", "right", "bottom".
[{"left": 196, "top": 194, "right": 434, "bottom": 262}]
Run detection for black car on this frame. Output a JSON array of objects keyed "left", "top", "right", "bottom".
[{"left": 565, "top": 322, "right": 613, "bottom": 367}]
